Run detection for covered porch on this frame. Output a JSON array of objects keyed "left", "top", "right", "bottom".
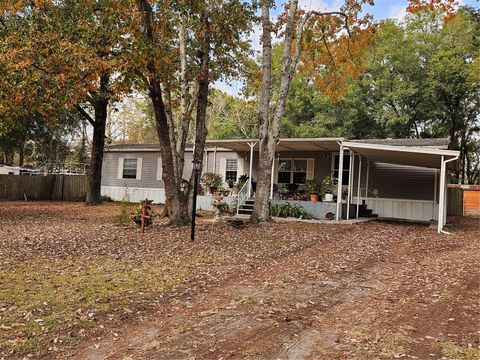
[{"left": 204, "top": 138, "right": 459, "bottom": 232}]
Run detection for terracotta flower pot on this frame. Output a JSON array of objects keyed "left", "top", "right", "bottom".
[{"left": 310, "top": 194, "right": 318, "bottom": 202}]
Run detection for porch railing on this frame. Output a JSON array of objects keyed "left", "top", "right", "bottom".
[
  {"left": 236, "top": 180, "right": 249, "bottom": 214},
  {"left": 360, "top": 188, "right": 380, "bottom": 198}
]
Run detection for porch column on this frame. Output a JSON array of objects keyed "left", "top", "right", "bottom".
[
  {"left": 270, "top": 153, "right": 275, "bottom": 200},
  {"left": 205, "top": 150, "right": 209, "bottom": 173},
  {"left": 438, "top": 156, "right": 445, "bottom": 233},
  {"left": 335, "top": 143, "right": 345, "bottom": 221},
  {"left": 432, "top": 169, "right": 438, "bottom": 220},
  {"left": 247, "top": 142, "right": 256, "bottom": 198},
  {"left": 213, "top": 146, "right": 217, "bottom": 173},
  {"left": 365, "top": 159, "right": 369, "bottom": 199},
  {"left": 443, "top": 170, "right": 448, "bottom": 226},
  {"left": 356, "top": 155, "right": 362, "bottom": 218},
  {"left": 346, "top": 151, "right": 354, "bottom": 220}
]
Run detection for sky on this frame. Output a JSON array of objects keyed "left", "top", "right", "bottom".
[{"left": 213, "top": 0, "right": 479, "bottom": 96}]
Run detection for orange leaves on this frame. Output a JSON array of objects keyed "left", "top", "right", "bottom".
[
  {"left": 298, "top": 2, "right": 375, "bottom": 101},
  {"left": 407, "top": 0, "right": 459, "bottom": 18}
]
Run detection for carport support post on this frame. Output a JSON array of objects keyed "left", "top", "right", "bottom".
[
  {"left": 247, "top": 142, "right": 256, "bottom": 198},
  {"left": 346, "top": 151, "right": 354, "bottom": 220},
  {"left": 356, "top": 156, "right": 362, "bottom": 218},
  {"left": 335, "top": 144, "right": 345, "bottom": 221},
  {"left": 438, "top": 156, "right": 445, "bottom": 233}
]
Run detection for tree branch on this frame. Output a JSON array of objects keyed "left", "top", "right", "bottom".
[{"left": 76, "top": 105, "right": 95, "bottom": 126}]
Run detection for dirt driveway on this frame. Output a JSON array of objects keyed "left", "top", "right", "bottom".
[
  {"left": 0, "top": 202, "right": 478, "bottom": 359},
  {"left": 73, "top": 218, "right": 478, "bottom": 359}
]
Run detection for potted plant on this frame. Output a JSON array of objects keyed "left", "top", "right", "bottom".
[
  {"left": 306, "top": 179, "right": 321, "bottom": 202},
  {"left": 321, "top": 176, "right": 337, "bottom": 202},
  {"left": 211, "top": 194, "right": 229, "bottom": 219},
  {"left": 201, "top": 172, "right": 222, "bottom": 194}
]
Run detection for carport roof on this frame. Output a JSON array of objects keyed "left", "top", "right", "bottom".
[{"left": 342, "top": 141, "right": 460, "bottom": 170}]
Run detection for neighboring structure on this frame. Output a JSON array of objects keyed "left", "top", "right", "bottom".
[
  {"left": 101, "top": 138, "right": 460, "bottom": 232},
  {"left": 0, "top": 165, "right": 20, "bottom": 175}
]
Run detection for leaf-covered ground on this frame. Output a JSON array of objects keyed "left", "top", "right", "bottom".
[{"left": 0, "top": 202, "right": 478, "bottom": 359}]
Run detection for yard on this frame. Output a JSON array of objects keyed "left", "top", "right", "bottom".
[{"left": 0, "top": 202, "right": 478, "bottom": 359}]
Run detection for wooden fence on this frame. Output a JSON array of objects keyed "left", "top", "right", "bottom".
[
  {"left": 0, "top": 175, "right": 88, "bottom": 201},
  {"left": 447, "top": 187, "right": 463, "bottom": 216}
]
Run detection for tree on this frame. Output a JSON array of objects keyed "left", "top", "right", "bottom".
[
  {"left": 251, "top": 0, "right": 373, "bottom": 222},
  {"left": 134, "top": 0, "right": 254, "bottom": 225},
  {"left": 1, "top": 0, "right": 136, "bottom": 204},
  {"left": 207, "top": 89, "right": 258, "bottom": 139}
]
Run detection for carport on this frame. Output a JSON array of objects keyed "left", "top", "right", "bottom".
[{"left": 336, "top": 141, "right": 460, "bottom": 233}]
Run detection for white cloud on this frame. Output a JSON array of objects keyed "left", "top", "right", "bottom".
[
  {"left": 212, "top": 79, "right": 243, "bottom": 97},
  {"left": 388, "top": 3, "right": 407, "bottom": 21}
]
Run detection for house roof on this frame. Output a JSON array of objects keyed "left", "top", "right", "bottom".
[{"left": 105, "top": 137, "right": 451, "bottom": 154}]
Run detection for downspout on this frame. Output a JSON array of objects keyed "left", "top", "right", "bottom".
[{"left": 438, "top": 155, "right": 459, "bottom": 234}]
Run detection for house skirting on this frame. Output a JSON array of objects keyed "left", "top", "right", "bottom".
[
  {"left": 101, "top": 186, "right": 166, "bottom": 203},
  {"left": 357, "top": 197, "right": 438, "bottom": 222}
]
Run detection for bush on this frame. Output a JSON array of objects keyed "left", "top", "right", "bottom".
[
  {"left": 116, "top": 195, "right": 133, "bottom": 225},
  {"left": 100, "top": 195, "right": 113, "bottom": 202},
  {"left": 271, "top": 203, "right": 311, "bottom": 219}
]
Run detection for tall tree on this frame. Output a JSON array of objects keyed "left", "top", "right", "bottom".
[
  {"left": 251, "top": 0, "right": 373, "bottom": 222},
  {"left": 134, "top": 0, "right": 254, "bottom": 225},
  {"left": 1, "top": 0, "right": 135, "bottom": 204}
]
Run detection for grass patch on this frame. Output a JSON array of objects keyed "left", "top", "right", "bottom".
[
  {"left": 442, "top": 343, "right": 480, "bottom": 360},
  {"left": 352, "top": 328, "right": 414, "bottom": 360},
  {"left": 0, "top": 256, "right": 188, "bottom": 357}
]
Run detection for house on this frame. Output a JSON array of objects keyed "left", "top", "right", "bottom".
[{"left": 101, "top": 138, "right": 459, "bottom": 232}]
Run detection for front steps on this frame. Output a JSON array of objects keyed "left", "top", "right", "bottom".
[
  {"left": 358, "top": 203, "right": 378, "bottom": 218},
  {"left": 238, "top": 199, "right": 254, "bottom": 215}
]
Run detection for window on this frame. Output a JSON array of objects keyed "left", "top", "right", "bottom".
[
  {"left": 123, "top": 158, "right": 138, "bottom": 179},
  {"left": 277, "top": 159, "right": 308, "bottom": 184},
  {"left": 333, "top": 154, "right": 350, "bottom": 185},
  {"left": 293, "top": 160, "right": 307, "bottom": 184},
  {"left": 225, "top": 159, "right": 238, "bottom": 181},
  {"left": 278, "top": 159, "right": 292, "bottom": 183}
]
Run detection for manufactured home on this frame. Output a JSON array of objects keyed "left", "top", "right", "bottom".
[{"left": 101, "top": 138, "right": 459, "bottom": 232}]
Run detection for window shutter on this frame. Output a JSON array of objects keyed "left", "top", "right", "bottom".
[
  {"left": 136, "top": 158, "right": 142, "bottom": 180},
  {"left": 306, "top": 158, "right": 315, "bottom": 180},
  {"left": 117, "top": 158, "right": 124, "bottom": 179},
  {"left": 156, "top": 157, "right": 162, "bottom": 180},
  {"left": 219, "top": 158, "right": 227, "bottom": 181},
  {"left": 237, "top": 157, "right": 244, "bottom": 179}
]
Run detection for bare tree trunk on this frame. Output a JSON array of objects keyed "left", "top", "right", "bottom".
[
  {"left": 252, "top": 0, "right": 299, "bottom": 222},
  {"left": 251, "top": 2, "right": 273, "bottom": 223},
  {"left": 189, "top": 9, "right": 210, "bottom": 189},
  {"left": 18, "top": 139, "right": 25, "bottom": 167},
  {"left": 136, "top": 0, "right": 211, "bottom": 226},
  {"left": 85, "top": 97, "right": 108, "bottom": 205}
]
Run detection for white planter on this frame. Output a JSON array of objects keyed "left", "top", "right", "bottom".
[{"left": 324, "top": 193, "right": 334, "bottom": 202}]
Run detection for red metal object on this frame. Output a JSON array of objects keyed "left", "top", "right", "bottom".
[{"left": 140, "top": 198, "right": 152, "bottom": 234}]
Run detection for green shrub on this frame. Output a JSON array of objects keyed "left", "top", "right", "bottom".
[
  {"left": 116, "top": 195, "right": 133, "bottom": 225},
  {"left": 271, "top": 203, "right": 311, "bottom": 219}
]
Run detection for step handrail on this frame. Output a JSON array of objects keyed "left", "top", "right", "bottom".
[
  {"left": 236, "top": 181, "right": 249, "bottom": 214},
  {"left": 359, "top": 188, "right": 380, "bottom": 198}
]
